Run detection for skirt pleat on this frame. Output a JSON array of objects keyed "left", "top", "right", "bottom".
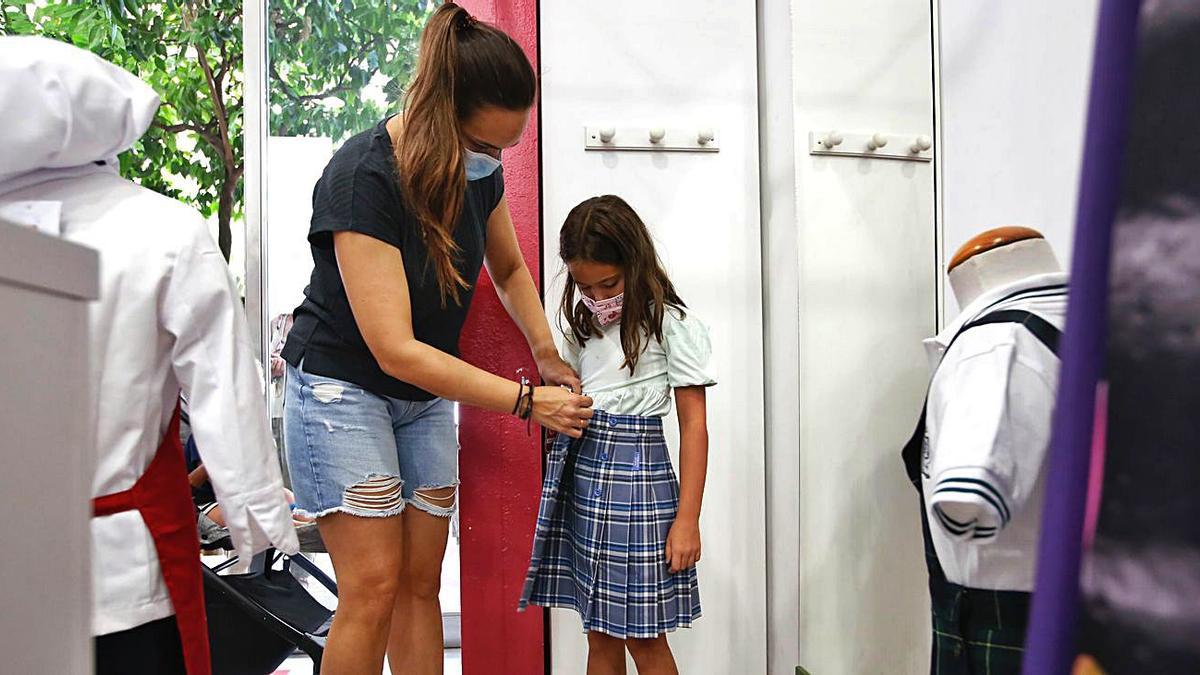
[{"left": 519, "top": 410, "right": 702, "bottom": 639}]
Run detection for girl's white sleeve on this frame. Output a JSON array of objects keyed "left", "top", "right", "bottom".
[{"left": 663, "top": 310, "right": 718, "bottom": 389}]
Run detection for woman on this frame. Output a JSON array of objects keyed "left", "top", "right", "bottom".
[{"left": 280, "top": 4, "right": 593, "bottom": 673}]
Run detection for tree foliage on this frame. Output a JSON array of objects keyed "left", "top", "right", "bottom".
[
  {"left": 268, "top": 0, "right": 428, "bottom": 140},
  {"left": 1, "top": 0, "right": 431, "bottom": 261}
]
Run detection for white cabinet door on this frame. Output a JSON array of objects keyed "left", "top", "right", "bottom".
[{"left": 0, "top": 222, "right": 98, "bottom": 675}]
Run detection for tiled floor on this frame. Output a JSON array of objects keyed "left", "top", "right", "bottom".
[{"left": 274, "top": 650, "right": 463, "bottom": 675}]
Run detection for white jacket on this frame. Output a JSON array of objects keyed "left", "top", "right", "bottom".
[{"left": 0, "top": 36, "right": 299, "bottom": 635}]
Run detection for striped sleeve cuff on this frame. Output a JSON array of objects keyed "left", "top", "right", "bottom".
[{"left": 929, "top": 467, "right": 1012, "bottom": 542}]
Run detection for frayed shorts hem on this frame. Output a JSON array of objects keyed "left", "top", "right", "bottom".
[
  {"left": 296, "top": 503, "right": 406, "bottom": 520},
  {"left": 405, "top": 481, "right": 460, "bottom": 518},
  {"left": 406, "top": 500, "right": 456, "bottom": 519}
]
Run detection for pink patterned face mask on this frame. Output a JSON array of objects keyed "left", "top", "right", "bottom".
[{"left": 581, "top": 292, "right": 624, "bottom": 327}]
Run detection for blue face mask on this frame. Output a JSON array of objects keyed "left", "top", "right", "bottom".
[{"left": 464, "top": 148, "right": 502, "bottom": 181}]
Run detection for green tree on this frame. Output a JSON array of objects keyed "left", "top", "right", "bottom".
[
  {"left": 1, "top": 0, "right": 430, "bottom": 261},
  {"left": 268, "top": 0, "right": 428, "bottom": 141}
]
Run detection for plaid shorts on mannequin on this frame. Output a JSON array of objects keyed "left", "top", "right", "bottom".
[{"left": 922, "top": 499, "right": 1031, "bottom": 675}]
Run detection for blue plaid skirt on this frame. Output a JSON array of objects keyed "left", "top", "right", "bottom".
[{"left": 519, "top": 410, "right": 702, "bottom": 639}]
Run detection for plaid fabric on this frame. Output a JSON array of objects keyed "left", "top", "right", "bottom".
[
  {"left": 921, "top": 496, "right": 1031, "bottom": 675},
  {"left": 519, "top": 410, "right": 701, "bottom": 639}
]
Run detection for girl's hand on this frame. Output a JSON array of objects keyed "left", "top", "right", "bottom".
[
  {"left": 665, "top": 517, "right": 701, "bottom": 573},
  {"left": 532, "top": 386, "right": 593, "bottom": 438},
  {"left": 537, "top": 353, "right": 582, "bottom": 393}
]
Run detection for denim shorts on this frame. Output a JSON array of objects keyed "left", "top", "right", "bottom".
[{"left": 283, "top": 361, "right": 459, "bottom": 519}]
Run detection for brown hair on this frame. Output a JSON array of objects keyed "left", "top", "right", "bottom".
[
  {"left": 397, "top": 2, "right": 536, "bottom": 305},
  {"left": 558, "top": 195, "right": 686, "bottom": 373}
]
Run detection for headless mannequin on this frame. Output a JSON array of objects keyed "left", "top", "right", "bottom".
[
  {"left": 948, "top": 226, "right": 1062, "bottom": 308},
  {"left": 938, "top": 226, "right": 1062, "bottom": 526}
]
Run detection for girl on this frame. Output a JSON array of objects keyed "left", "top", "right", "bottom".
[
  {"left": 521, "top": 195, "right": 715, "bottom": 675},
  {"left": 281, "top": 5, "right": 593, "bottom": 674}
]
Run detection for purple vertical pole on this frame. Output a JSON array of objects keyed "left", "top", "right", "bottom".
[{"left": 1021, "top": 1, "right": 1142, "bottom": 673}]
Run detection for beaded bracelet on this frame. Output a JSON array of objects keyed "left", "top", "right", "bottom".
[
  {"left": 511, "top": 373, "right": 528, "bottom": 416},
  {"left": 513, "top": 368, "right": 536, "bottom": 435},
  {"left": 512, "top": 372, "right": 533, "bottom": 419},
  {"left": 521, "top": 386, "right": 535, "bottom": 434}
]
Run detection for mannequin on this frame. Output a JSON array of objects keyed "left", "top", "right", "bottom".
[
  {"left": 948, "top": 226, "right": 1062, "bottom": 308},
  {"left": 0, "top": 37, "right": 299, "bottom": 675},
  {"left": 938, "top": 227, "right": 1064, "bottom": 527},
  {"left": 904, "top": 225, "right": 1069, "bottom": 675}
]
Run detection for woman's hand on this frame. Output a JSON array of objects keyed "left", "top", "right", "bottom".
[
  {"left": 188, "top": 464, "right": 209, "bottom": 489},
  {"left": 665, "top": 517, "right": 701, "bottom": 573},
  {"left": 532, "top": 386, "right": 593, "bottom": 437},
  {"left": 537, "top": 353, "right": 582, "bottom": 393}
]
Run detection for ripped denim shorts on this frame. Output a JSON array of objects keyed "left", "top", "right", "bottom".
[{"left": 283, "top": 361, "right": 459, "bottom": 519}]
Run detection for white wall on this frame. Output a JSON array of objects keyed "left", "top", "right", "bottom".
[
  {"left": 937, "top": 1, "right": 1099, "bottom": 316},
  {"left": 266, "top": 136, "right": 332, "bottom": 321},
  {"left": 540, "top": 1, "right": 766, "bottom": 672},
  {"left": 783, "top": 0, "right": 936, "bottom": 672}
]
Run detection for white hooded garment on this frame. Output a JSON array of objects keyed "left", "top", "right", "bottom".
[{"left": 0, "top": 36, "right": 298, "bottom": 636}]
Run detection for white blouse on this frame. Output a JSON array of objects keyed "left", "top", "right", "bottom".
[{"left": 561, "top": 308, "right": 717, "bottom": 418}]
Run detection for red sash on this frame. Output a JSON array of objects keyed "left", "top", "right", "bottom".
[{"left": 93, "top": 405, "right": 210, "bottom": 675}]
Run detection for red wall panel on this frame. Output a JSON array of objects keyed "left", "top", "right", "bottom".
[{"left": 455, "top": 0, "right": 545, "bottom": 673}]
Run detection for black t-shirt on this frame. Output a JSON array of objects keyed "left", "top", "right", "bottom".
[{"left": 281, "top": 117, "right": 504, "bottom": 400}]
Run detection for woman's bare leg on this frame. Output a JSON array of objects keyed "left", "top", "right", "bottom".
[
  {"left": 318, "top": 511, "right": 405, "bottom": 675},
  {"left": 387, "top": 487, "right": 455, "bottom": 675}
]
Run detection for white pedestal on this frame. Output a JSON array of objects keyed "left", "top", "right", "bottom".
[{"left": 0, "top": 221, "right": 99, "bottom": 674}]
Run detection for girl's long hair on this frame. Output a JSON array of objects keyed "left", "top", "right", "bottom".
[
  {"left": 559, "top": 195, "right": 686, "bottom": 374},
  {"left": 397, "top": 2, "right": 536, "bottom": 305}
]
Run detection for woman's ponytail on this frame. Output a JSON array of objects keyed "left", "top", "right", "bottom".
[
  {"left": 397, "top": 2, "right": 536, "bottom": 306},
  {"left": 397, "top": 3, "right": 472, "bottom": 306}
]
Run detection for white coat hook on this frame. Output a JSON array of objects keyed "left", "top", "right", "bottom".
[
  {"left": 809, "top": 129, "right": 930, "bottom": 162},
  {"left": 584, "top": 126, "right": 719, "bottom": 152}
]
